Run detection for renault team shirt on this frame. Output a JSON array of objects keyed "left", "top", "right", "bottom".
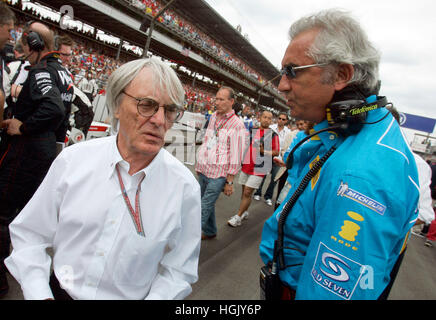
[{"left": 260, "top": 108, "right": 419, "bottom": 300}]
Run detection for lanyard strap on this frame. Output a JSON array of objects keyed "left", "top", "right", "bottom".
[
  {"left": 214, "top": 113, "right": 235, "bottom": 136},
  {"left": 115, "top": 164, "right": 146, "bottom": 237}
]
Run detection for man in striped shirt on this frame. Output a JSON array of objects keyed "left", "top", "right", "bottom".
[{"left": 195, "top": 86, "right": 246, "bottom": 240}]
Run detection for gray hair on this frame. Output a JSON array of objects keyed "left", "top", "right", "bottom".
[
  {"left": 106, "top": 57, "right": 185, "bottom": 130},
  {"left": 289, "top": 9, "right": 380, "bottom": 92}
]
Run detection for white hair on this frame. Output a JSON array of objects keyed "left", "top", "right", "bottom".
[
  {"left": 106, "top": 57, "right": 185, "bottom": 131},
  {"left": 289, "top": 9, "right": 380, "bottom": 92}
]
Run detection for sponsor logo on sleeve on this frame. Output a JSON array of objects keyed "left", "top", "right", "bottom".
[
  {"left": 40, "top": 85, "right": 52, "bottom": 95},
  {"left": 311, "top": 242, "right": 365, "bottom": 300},
  {"left": 331, "top": 211, "right": 364, "bottom": 251},
  {"left": 58, "top": 70, "right": 72, "bottom": 86},
  {"left": 36, "top": 78, "right": 52, "bottom": 86},
  {"left": 336, "top": 181, "right": 386, "bottom": 215},
  {"left": 35, "top": 72, "right": 50, "bottom": 81}
]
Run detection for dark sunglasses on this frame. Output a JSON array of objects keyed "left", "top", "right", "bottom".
[{"left": 280, "top": 63, "right": 328, "bottom": 79}]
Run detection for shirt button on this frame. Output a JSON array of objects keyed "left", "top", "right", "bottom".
[{"left": 330, "top": 135, "right": 335, "bottom": 140}]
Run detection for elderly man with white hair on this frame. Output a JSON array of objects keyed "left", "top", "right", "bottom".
[{"left": 4, "top": 58, "right": 201, "bottom": 300}]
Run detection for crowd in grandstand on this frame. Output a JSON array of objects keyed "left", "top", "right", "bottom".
[
  {"left": 7, "top": 0, "right": 282, "bottom": 101},
  {"left": 127, "top": 0, "right": 271, "bottom": 85}
]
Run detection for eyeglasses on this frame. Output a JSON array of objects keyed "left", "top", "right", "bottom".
[
  {"left": 60, "top": 52, "right": 72, "bottom": 57},
  {"left": 280, "top": 63, "right": 328, "bottom": 79},
  {"left": 278, "top": 118, "right": 287, "bottom": 121},
  {"left": 122, "top": 90, "right": 184, "bottom": 123}
]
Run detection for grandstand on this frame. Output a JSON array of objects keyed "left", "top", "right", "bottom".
[{"left": 6, "top": 0, "right": 287, "bottom": 114}]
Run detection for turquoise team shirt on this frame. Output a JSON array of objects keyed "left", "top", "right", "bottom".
[{"left": 260, "top": 107, "right": 419, "bottom": 300}]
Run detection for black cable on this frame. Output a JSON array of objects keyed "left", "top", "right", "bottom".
[
  {"left": 286, "top": 125, "right": 341, "bottom": 170},
  {"left": 273, "top": 107, "right": 389, "bottom": 273},
  {"left": 273, "top": 144, "right": 337, "bottom": 271}
]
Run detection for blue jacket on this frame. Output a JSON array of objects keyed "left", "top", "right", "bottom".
[{"left": 260, "top": 107, "right": 419, "bottom": 300}]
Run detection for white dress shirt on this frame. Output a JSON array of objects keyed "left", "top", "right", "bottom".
[
  {"left": 269, "top": 123, "right": 290, "bottom": 153},
  {"left": 414, "top": 153, "right": 435, "bottom": 224},
  {"left": 5, "top": 135, "right": 201, "bottom": 300}
]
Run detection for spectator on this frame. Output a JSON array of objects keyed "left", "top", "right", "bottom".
[
  {"left": 55, "top": 34, "right": 74, "bottom": 70},
  {"left": 228, "top": 110, "right": 279, "bottom": 227},
  {"left": 195, "top": 86, "right": 246, "bottom": 240},
  {"left": 4, "top": 57, "right": 201, "bottom": 300},
  {"left": 275, "top": 121, "right": 314, "bottom": 208},
  {"left": 254, "top": 112, "right": 290, "bottom": 206},
  {"left": 240, "top": 104, "right": 254, "bottom": 132},
  {"left": 78, "top": 71, "right": 98, "bottom": 103}
]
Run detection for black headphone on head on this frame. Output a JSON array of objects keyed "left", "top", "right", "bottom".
[{"left": 23, "top": 20, "right": 45, "bottom": 52}]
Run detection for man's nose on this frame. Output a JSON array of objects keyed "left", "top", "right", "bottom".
[
  {"left": 278, "top": 74, "right": 291, "bottom": 93},
  {"left": 149, "top": 106, "right": 166, "bottom": 126}
]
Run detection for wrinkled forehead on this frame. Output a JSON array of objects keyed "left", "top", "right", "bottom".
[{"left": 216, "top": 88, "right": 232, "bottom": 99}]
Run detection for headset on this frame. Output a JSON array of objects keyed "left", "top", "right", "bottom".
[
  {"left": 285, "top": 95, "right": 390, "bottom": 170},
  {"left": 326, "top": 95, "right": 389, "bottom": 136},
  {"left": 23, "top": 20, "right": 45, "bottom": 52}
]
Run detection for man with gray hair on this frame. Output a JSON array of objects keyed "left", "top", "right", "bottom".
[
  {"left": 260, "top": 9, "right": 419, "bottom": 300},
  {"left": 4, "top": 57, "right": 201, "bottom": 300}
]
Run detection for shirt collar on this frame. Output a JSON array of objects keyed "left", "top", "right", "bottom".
[
  {"left": 313, "top": 107, "right": 389, "bottom": 149},
  {"left": 215, "top": 109, "right": 235, "bottom": 120},
  {"left": 311, "top": 120, "right": 343, "bottom": 150},
  {"left": 108, "top": 134, "right": 164, "bottom": 180}
]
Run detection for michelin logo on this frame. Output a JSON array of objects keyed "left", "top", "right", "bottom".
[{"left": 337, "top": 182, "right": 386, "bottom": 215}]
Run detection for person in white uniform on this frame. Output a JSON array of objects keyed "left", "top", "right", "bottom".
[{"left": 4, "top": 57, "right": 202, "bottom": 300}]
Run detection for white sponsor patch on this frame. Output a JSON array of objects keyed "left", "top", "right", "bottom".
[
  {"left": 36, "top": 78, "right": 52, "bottom": 85},
  {"left": 40, "top": 85, "right": 52, "bottom": 95},
  {"left": 311, "top": 242, "right": 365, "bottom": 300},
  {"left": 35, "top": 72, "right": 50, "bottom": 81},
  {"left": 337, "top": 181, "right": 386, "bottom": 215}
]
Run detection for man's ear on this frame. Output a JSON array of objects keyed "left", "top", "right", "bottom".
[
  {"left": 114, "top": 106, "right": 120, "bottom": 119},
  {"left": 334, "top": 63, "right": 354, "bottom": 91}
]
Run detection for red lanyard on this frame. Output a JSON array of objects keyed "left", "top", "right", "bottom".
[{"left": 115, "top": 164, "right": 146, "bottom": 237}]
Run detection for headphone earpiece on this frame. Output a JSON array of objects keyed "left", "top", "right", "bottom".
[
  {"left": 26, "top": 31, "right": 45, "bottom": 52},
  {"left": 326, "top": 96, "right": 388, "bottom": 136},
  {"left": 54, "top": 35, "right": 60, "bottom": 51}
]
